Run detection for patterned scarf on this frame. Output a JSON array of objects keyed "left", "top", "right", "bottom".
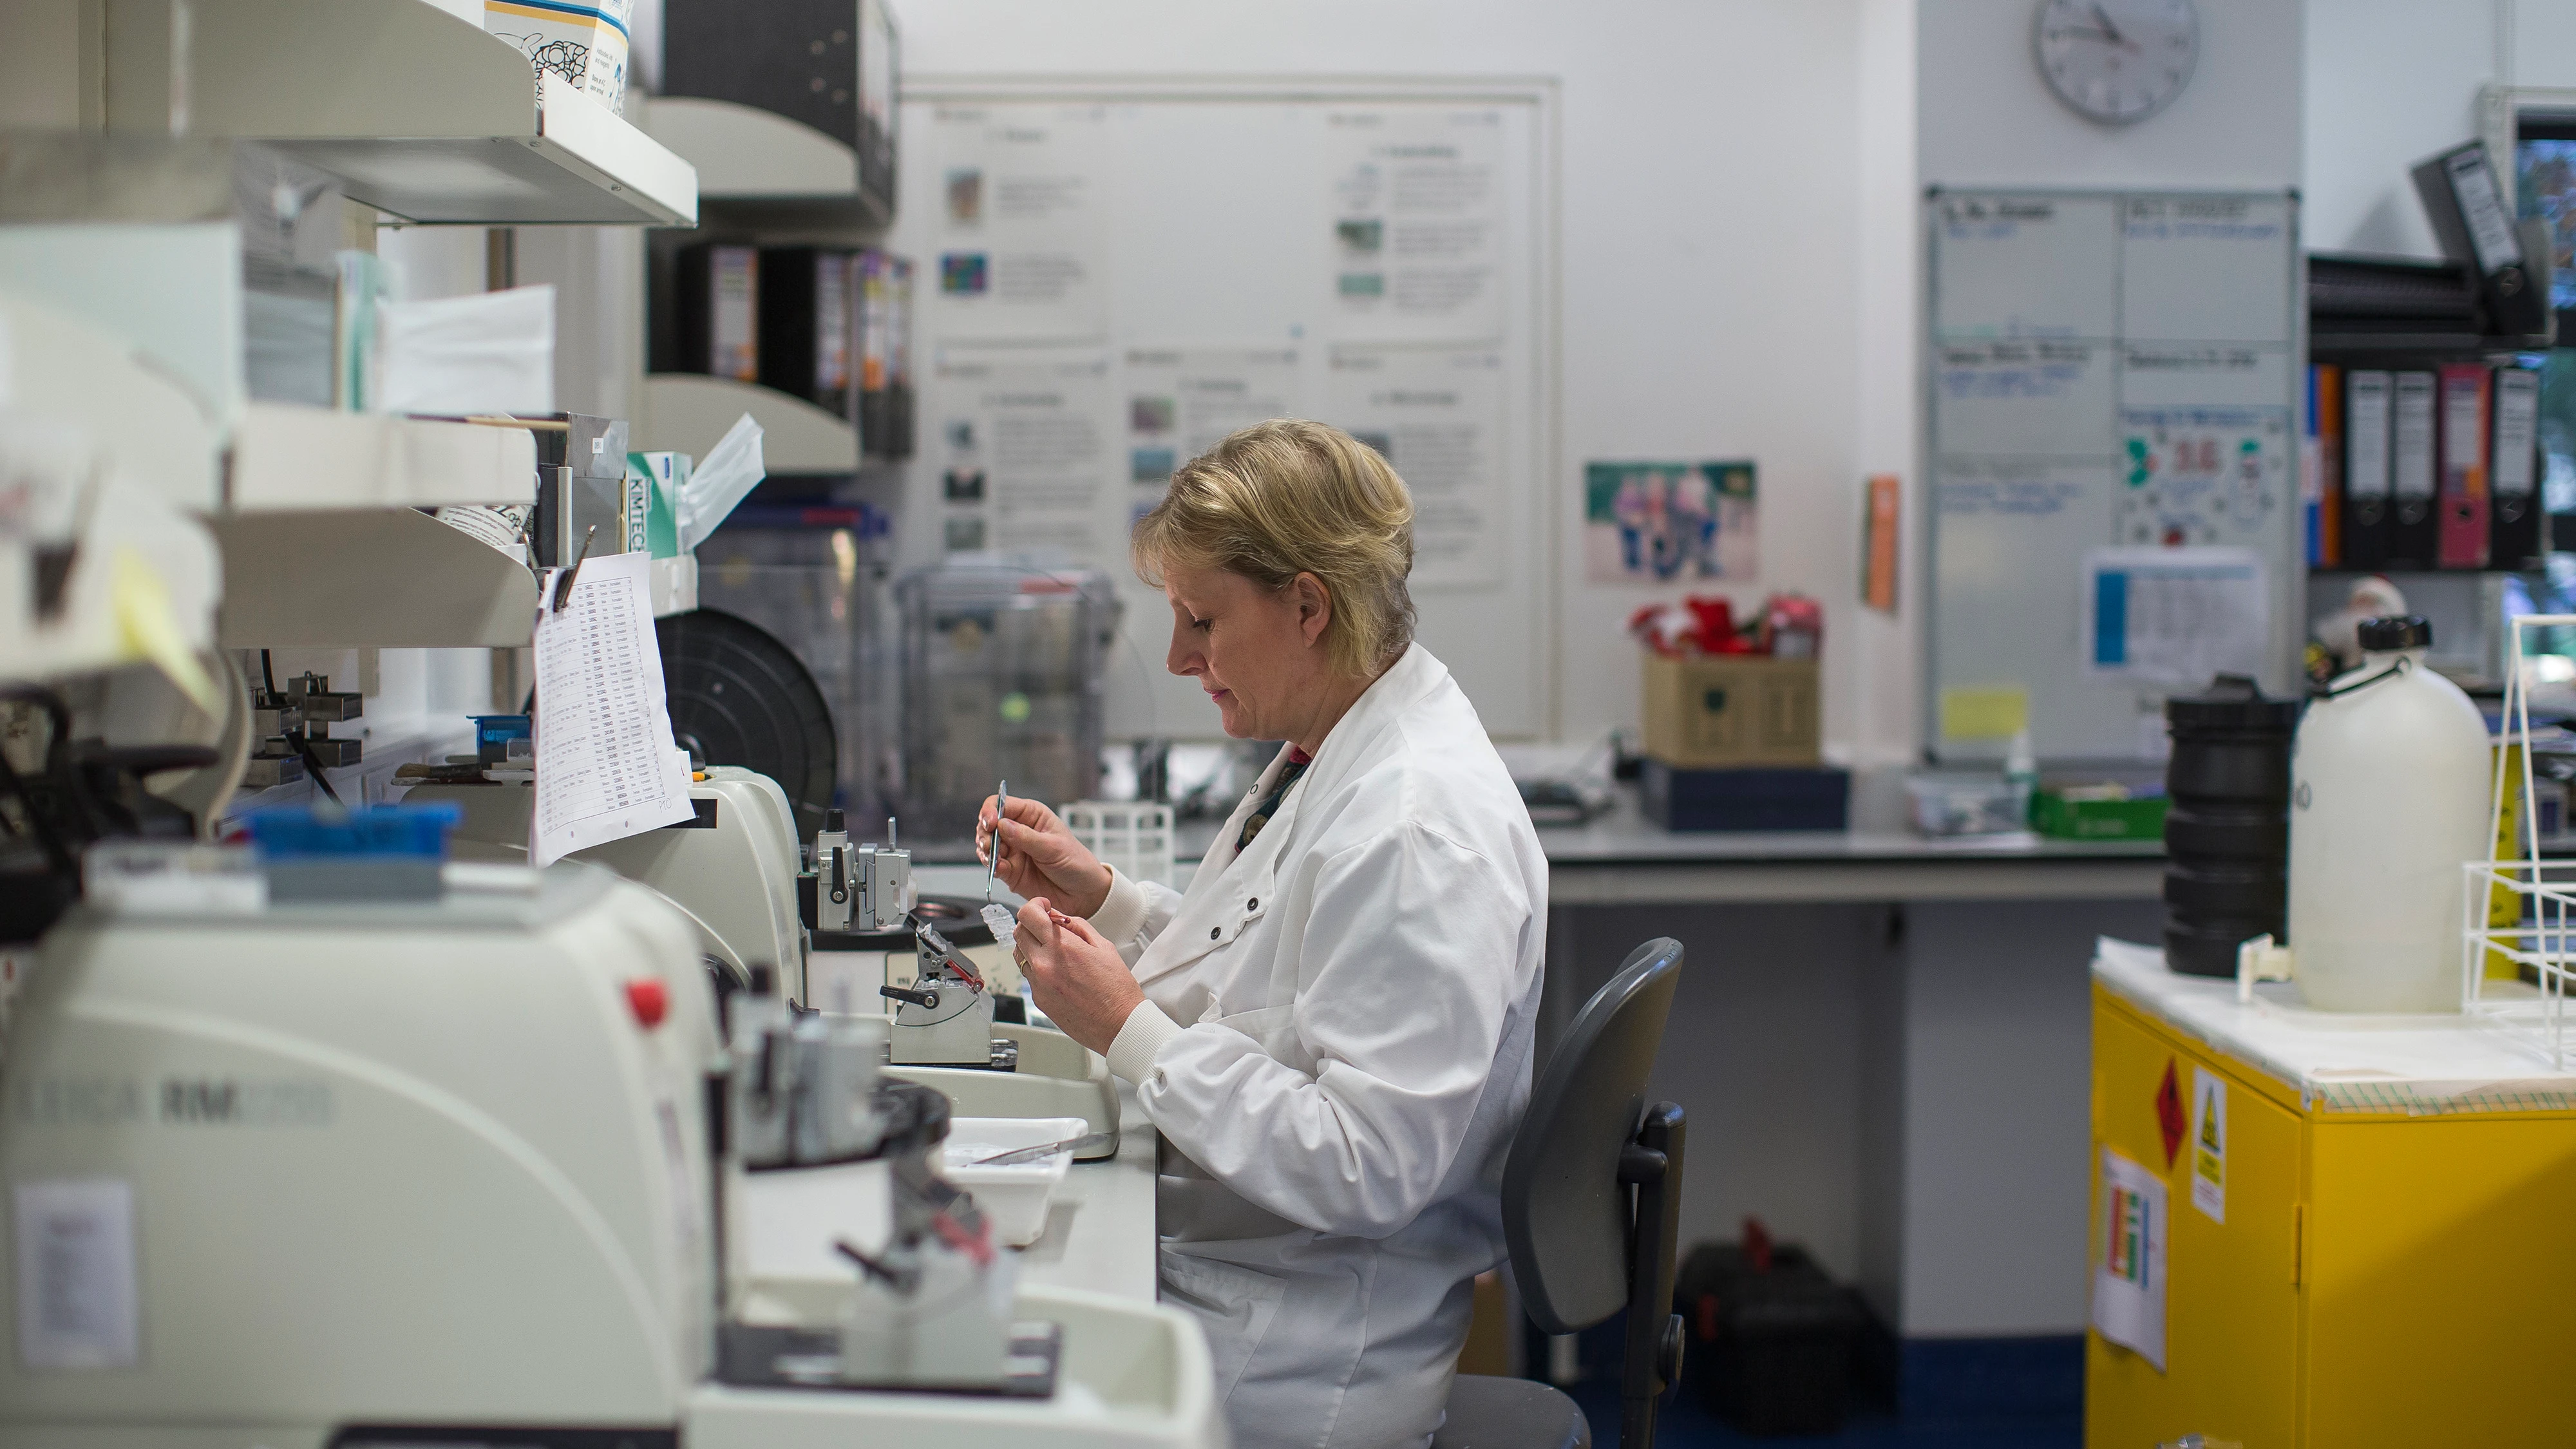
[{"left": 1235, "top": 746, "right": 1314, "bottom": 855}]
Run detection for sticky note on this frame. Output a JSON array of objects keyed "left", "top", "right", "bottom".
[{"left": 1940, "top": 685, "right": 2028, "bottom": 742}]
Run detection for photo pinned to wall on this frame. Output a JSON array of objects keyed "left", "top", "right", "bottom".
[
  {"left": 946, "top": 167, "right": 984, "bottom": 225},
  {"left": 1583, "top": 460, "right": 1758, "bottom": 583}
]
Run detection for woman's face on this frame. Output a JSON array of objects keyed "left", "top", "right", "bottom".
[{"left": 1162, "top": 564, "right": 1330, "bottom": 741}]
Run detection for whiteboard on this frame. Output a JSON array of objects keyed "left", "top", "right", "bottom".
[
  {"left": 886, "top": 82, "right": 1551, "bottom": 741},
  {"left": 1924, "top": 190, "right": 2303, "bottom": 764}
]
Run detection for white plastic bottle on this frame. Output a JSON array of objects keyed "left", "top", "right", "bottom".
[{"left": 2286, "top": 616, "right": 2491, "bottom": 1011}]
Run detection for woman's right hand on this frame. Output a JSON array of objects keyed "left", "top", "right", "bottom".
[{"left": 978, "top": 795, "right": 1113, "bottom": 920}]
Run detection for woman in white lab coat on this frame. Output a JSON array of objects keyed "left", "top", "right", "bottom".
[{"left": 978, "top": 419, "right": 1549, "bottom": 1449}]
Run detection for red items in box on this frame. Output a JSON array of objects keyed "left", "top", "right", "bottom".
[{"left": 1627, "top": 592, "right": 1821, "bottom": 658}]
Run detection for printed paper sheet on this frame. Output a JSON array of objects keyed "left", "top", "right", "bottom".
[
  {"left": 2092, "top": 1148, "right": 2168, "bottom": 1370},
  {"left": 531, "top": 549, "right": 694, "bottom": 867},
  {"left": 932, "top": 345, "right": 1115, "bottom": 565},
  {"left": 1325, "top": 345, "right": 1506, "bottom": 587}
]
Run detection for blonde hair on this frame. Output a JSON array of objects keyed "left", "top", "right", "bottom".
[{"left": 1132, "top": 419, "right": 1417, "bottom": 678}]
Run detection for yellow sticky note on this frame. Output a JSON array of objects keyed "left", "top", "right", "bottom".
[
  {"left": 1940, "top": 685, "right": 2028, "bottom": 742},
  {"left": 112, "top": 546, "right": 221, "bottom": 717}
]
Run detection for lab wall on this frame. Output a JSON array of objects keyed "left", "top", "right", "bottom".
[
  {"left": 885, "top": 0, "right": 1873, "bottom": 749},
  {"left": 2302, "top": 0, "right": 2576, "bottom": 257}
]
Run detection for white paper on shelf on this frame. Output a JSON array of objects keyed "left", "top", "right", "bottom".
[
  {"left": 676, "top": 412, "right": 764, "bottom": 553},
  {"left": 376, "top": 284, "right": 556, "bottom": 416},
  {"left": 434, "top": 504, "right": 530, "bottom": 561},
  {"left": 529, "top": 549, "right": 693, "bottom": 867}
]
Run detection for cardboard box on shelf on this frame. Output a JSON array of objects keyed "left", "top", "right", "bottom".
[
  {"left": 1640, "top": 653, "right": 1820, "bottom": 769},
  {"left": 484, "top": 0, "right": 634, "bottom": 116}
]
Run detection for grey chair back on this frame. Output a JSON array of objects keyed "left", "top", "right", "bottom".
[{"left": 1499, "top": 937, "right": 1687, "bottom": 1448}]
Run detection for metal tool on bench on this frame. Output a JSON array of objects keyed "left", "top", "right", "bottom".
[
  {"left": 0, "top": 813, "right": 1220, "bottom": 1447},
  {"left": 721, "top": 967, "right": 1028, "bottom": 1392}
]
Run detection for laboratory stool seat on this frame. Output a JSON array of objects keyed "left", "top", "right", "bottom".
[
  {"left": 1437, "top": 936, "right": 1687, "bottom": 1449},
  {"left": 1434, "top": 1372, "right": 1590, "bottom": 1449}
]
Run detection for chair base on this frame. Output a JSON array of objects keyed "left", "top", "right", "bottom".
[{"left": 1434, "top": 1374, "right": 1591, "bottom": 1449}]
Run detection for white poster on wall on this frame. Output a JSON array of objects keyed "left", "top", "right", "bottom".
[
  {"left": 931, "top": 345, "right": 1116, "bottom": 565},
  {"left": 1120, "top": 345, "right": 1305, "bottom": 493},
  {"left": 926, "top": 104, "right": 1111, "bottom": 343},
  {"left": 1323, "top": 108, "right": 1506, "bottom": 343},
  {"left": 1321, "top": 345, "right": 1504, "bottom": 589}
]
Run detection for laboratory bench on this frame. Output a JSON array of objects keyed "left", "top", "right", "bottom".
[
  {"left": 1014, "top": 1081, "right": 1160, "bottom": 1303},
  {"left": 927, "top": 801, "right": 2168, "bottom": 1405}
]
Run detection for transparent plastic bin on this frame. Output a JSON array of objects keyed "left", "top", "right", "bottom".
[{"left": 1904, "top": 772, "right": 2028, "bottom": 838}]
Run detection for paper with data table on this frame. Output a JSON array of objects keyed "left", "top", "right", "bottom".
[{"left": 530, "top": 550, "right": 694, "bottom": 868}]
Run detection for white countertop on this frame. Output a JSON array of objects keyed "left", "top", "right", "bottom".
[
  {"left": 2093, "top": 937, "right": 2576, "bottom": 1114},
  {"left": 1014, "top": 1080, "right": 1159, "bottom": 1302}
]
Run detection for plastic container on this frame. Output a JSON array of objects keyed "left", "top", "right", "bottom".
[
  {"left": 2287, "top": 616, "right": 2492, "bottom": 1011},
  {"left": 2162, "top": 675, "right": 2298, "bottom": 977},
  {"left": 941, "top": 1115, "right": 1085, "bottom": 1247},
  {"left": 1675, "top": 1226, "right": 1862, "bottom": 1435},
  {"left": 469, "top": 714, "right": 531, "bottom": 763},
  {"left": 2032, "top": 784, "right": 2170, "bottom": 840},
  {"left": 1904, "top": 771, "right": 2026, "bottom": 837},
  {"left": 244, "top": 802, "right": 462, "bottom": 859}
]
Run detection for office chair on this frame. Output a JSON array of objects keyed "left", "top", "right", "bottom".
[{"left": 1435, "top": 938, "right": 1687, "bottom": 1449}]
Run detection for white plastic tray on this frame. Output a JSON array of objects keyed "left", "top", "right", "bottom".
[{"left": 945, "top": 1115, "right": 1086, "bottom": 1247}]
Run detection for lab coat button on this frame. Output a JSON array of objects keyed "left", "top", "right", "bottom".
[
  {"left": 1247, "top": 898, "right": 1258, "bottom": 911},
  {"left": 1209, "top": 927, "right": 1222, "bottom": 940}
]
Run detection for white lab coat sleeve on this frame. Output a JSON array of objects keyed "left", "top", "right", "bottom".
[
  {"left": 1135, "top": 821, "right": 1533, "bottom": 1238},
  {"left": 1089, "top": 864, "right": 1184, "bottom": 968}
]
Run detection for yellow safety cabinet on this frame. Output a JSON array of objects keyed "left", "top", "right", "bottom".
[{"left": 2087, "top": 941, "right": 2576, "bottom": 1448}]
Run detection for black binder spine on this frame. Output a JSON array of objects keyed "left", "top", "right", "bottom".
[{"left": 2493, "top": 365, "right": 2545, "bottom": 569}]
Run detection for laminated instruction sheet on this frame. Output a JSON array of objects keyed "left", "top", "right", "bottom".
[{"left": 529, "top": 549, "right": 694, "bottom": 867}]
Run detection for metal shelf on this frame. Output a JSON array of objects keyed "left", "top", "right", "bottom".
[
  {"left": 638, "top": 96, "right": 892, "bottom": 231},
  {"left": 227, "top": 405, "right": 538, "bottom": 511},
  {"left": 162, "top": 0, "right": 696, "bottom": 225},
  {"left": 639, "top": 374, "right": 861, "bottom": 475},
  {"left": 211, "top": 507, "right": 538, "bottom": 649}
]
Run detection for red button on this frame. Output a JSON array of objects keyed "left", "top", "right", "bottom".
[{"left": 625, "top": 978, "right": 670, "bottom": 1029}]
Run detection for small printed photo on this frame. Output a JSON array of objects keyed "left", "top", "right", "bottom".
[
  {"left": 1335, "top": 218, "right": 1384, "bottom": 254},
  {"left": 941, "top": 252, "right": 989, "bottom": 295},
  {"left": 1582, "top": 460, "right": 1759, "bottom": 583},
  {"left": 1338, "top": 272, "right": 1386, "bottom": 298},
  {"left": 944, "top": 515, "right": 989, "bottom": 552},
  {"left": 1130, "top": 395, "right": 1177, "bottom": 433},
  {"left": 943, "top": 468, "right": 987, "bottom": 503},
  {"left": 1130, "top": 446, "right": 1176, "bottom": 484},
  {"left": 946, "top": 168, "right": 984, "bottom": 225},
  {"left": 945, "top": 419, "right": 977, "bottom": 452},
  {"left": 1351, "top": 431, "right": 1394, "bottom": 461}
]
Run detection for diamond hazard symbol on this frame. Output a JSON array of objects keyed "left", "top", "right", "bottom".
[{"left": 2155, "top": 1058, "right": 2187, "bottom": 1169}]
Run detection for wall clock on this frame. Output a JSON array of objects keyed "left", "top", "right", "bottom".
[{"left": 2036, "top": 0, "right": 2199, "bottom": 126}]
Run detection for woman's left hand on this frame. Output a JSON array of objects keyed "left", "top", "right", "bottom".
[{"left": 1016, "top": 898, "right": 1146, "bottom": 1056}]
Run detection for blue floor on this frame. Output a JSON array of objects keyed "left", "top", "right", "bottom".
[{"left": 1547, "top": 1320, "right": 2082, "bottom": 1448}]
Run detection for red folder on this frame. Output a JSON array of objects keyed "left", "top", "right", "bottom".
[{"left": 2437, "top": 363, "right": 2492, "bottom": 569}]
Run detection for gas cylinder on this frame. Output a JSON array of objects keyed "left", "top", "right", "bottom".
[{"left": 2286, "top": 616, "right": 2491, "bottom": 1011}]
